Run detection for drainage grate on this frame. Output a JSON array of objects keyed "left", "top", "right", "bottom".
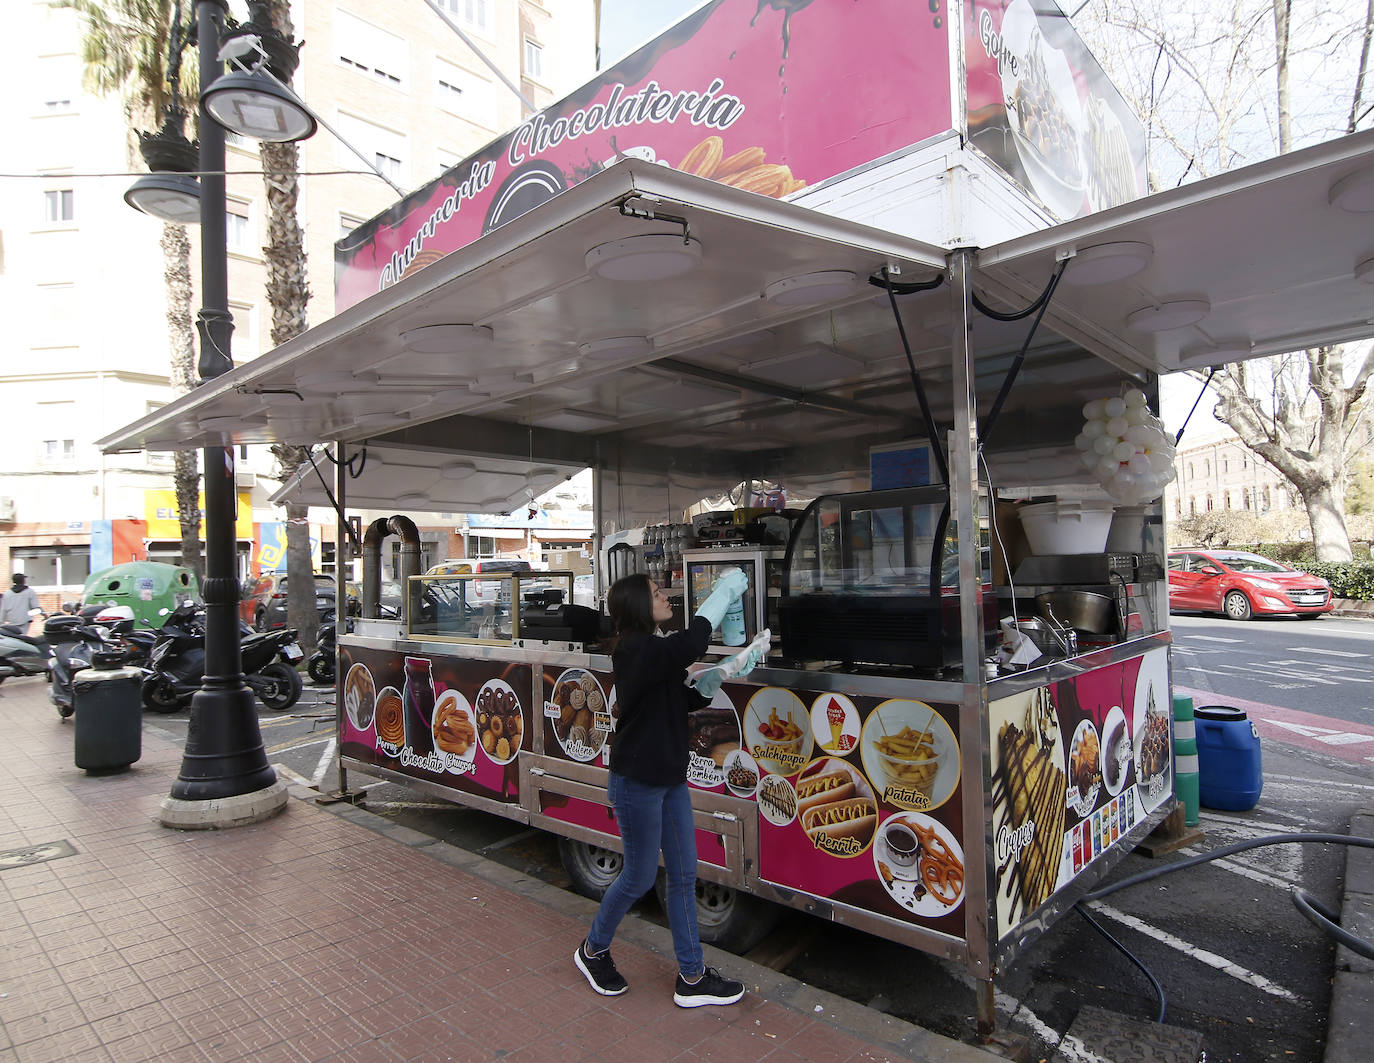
[{"left": 0, "top": 839, "right": 78, "bottom": 870}]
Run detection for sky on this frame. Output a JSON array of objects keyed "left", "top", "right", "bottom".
[{"left": 597, "top": 0, "right": 701, "bottom": 69}]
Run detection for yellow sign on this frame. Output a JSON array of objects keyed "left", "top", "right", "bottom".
[{"left": 144, "top": 490, "right": 253, "bottom": 540}]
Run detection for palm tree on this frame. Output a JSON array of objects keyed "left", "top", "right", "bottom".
[
  {"left": 70, "top": 0, "right": 204, "bottom": 581},
  {"left": 236, "top": 0, "right": 317, "bottom": 645}
]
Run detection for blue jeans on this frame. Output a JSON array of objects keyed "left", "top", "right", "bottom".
[{"left": 587, "top": 773, "right": 703, "bottom": 978}]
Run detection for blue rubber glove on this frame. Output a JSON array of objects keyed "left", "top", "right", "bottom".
[
  {"left": 694, "top": 567, "right": 749, "bottom": 628},
  {"left": 689, "top": 644, "right": 765, "bottom": 698}
]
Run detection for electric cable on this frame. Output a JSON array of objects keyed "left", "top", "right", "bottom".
[
  {"left": 1069, "top": 830, "right": 1374, "bottom": 1025},
  {"left": 880, "top": 266, "right": 949, "bottom": 486},
  {"left": 970, "top": 265, "right": 1063, "bottom": 322},
  {"left": 977, "top": 260, "right": 1067, "bottom": 447}
]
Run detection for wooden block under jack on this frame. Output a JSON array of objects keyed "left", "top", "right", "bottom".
[
  {"left": 1051, "top": 1004, "right": 1203, "bottom": 1063},
  {"left": 315, "top": 790, "right": 366, "bottom": 806},
  {"left": 1135, "top": 804, "right": 1205, "bottom": 857}
]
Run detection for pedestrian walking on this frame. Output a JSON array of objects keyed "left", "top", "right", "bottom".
[
  {"left": 573, "top": 568, "right": 761, "bottom": 1007},
  {"left": 1, "top": 573, "right": 42, "bottom": 637}
]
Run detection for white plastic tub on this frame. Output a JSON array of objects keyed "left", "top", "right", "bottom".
[{"left": 1019, "top": 499, "right": 1115, "bottom": 555}]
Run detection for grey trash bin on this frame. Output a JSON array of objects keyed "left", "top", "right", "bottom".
[{"left": 73, "top": 653, "right": 142, "bottom": 772}]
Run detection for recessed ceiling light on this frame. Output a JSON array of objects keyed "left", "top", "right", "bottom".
[
  {"left": 1356, "top": 254, "right": 1374, "bottom": 284},
  {"left": 440, "top": 460, "right": 477, "bottom": 480},
  {"left": 1059, "top": 241, "right": 1154, "bottom": 285},
  {"left": 1126, "top": 299, "right": 1210, "bottom": 332},
  {"left": 396, "top": 492, "right": 428, "bottom": 509},
  {"left": 586, "top": 235, "right": 702, "bottom": 281},
  {"left": 764, "top": 270, "right": 861, "bottom": 307},
  {"left": 399, "top": 324, "right": 494, "bottom": 354},
  {"left": 1329, "top": 168, "right": 1374, "bottom": 212},
  {"left": 578, "top": 335, "right": 653, "bottom": 360}
]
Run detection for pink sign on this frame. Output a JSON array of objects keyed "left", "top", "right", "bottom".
[{"left": 335, "top": 0, "right": 954, "bottom": 311}]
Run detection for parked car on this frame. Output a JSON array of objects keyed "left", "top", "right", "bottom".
[
  {"left": 1167, "top": 549, "right": 1334, "bottom": 620},
  {"left": 425, "top": 558, "right": 536, "bottom": 606},
  {"left": 345, "top": 578, "right": 403, "bottom": 615},
  {"left": 241, "top": 572, "right": 336, "bottom": 630}
]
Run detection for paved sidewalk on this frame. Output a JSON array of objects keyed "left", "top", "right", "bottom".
[{"left": 0, "top": 676, "right": 1005, "bottom": 1063}]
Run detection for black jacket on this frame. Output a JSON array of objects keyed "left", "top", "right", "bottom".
[{"left": 608, "top": 615, "right": 712, "bottom": 785}]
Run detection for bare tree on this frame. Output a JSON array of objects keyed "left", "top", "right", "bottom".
[{"left": 1079, "top": 0, "right": 1374, "bottom": 559}]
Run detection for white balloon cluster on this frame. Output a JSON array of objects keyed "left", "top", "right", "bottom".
[{"left": 1075, "top": 389, "right": 1177, "bottom": 505}]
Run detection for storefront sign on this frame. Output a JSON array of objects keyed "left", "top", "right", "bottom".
[{"left": 335, "top": 0, "right": 954, "bottom": 309}]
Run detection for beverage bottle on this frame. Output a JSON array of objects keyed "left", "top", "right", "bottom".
[
  {"left": 720, "top": 585, "right": 746, "bottom": 647},
  {"left": 402, "top": 655, "right": 436, "bottom": 756}
]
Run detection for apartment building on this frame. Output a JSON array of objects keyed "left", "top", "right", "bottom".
[
  {"left": 1164, "top": 426, "right": 1296, "bottom": 521},
  {"left": 0, "top": 0, "right": 595, "bottom": 607}
]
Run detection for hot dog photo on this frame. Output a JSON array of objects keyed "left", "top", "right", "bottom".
[{"left": 794, "top": 757, "right": 877, "bottom": 858}]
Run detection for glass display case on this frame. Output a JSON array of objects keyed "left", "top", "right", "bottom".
[
  {"left": 779, "top": 485, "right": 996, "bottom": 670},
  {"left": 683, "top": 548, "right": 783, "bottom": 654},
  {"left": 405, "top": 571, "right": 576, "bottom": 643}
]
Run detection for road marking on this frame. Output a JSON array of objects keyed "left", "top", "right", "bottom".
[
  {"left": 1210, "top": 856, "right": 1297, "bottom": 891},
  {"left": 1263, "top": 719, "right": 1374, "bottom": 745},
  {"left": 1184, "top": 635, "right": 1246, "bottom": 643},
  {"left": 311, "top": 738, "right": 336, "bottom": 787},
  {"left": 1089, "top": 903, "right": 1299, "bottom": 1004},
  {"left": 1289, "top": 647, "right": 1366, "bottom": 658},
  {"left": 265, "top": 735, "right": 334, "bottom": 754},
  {"left": 1199, "top": 808, "right": 1307, "bottom": 831},
  {"left": 1265, "top": 773, "right": 1374, "bottom": 793},
  {"left": 271, "top": 761, "right": 313, "bottom": 788}
]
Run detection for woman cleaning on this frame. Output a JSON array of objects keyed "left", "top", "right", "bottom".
[{"left": 574, "top": 567, "right": 763, "bottom": 1007}]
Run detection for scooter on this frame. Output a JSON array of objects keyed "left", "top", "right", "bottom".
[
  {"left": 307, "top": 607, "right": 340, "bottom": 685},
  {"left": 140, "top": 602, "right": 304, "bottom": 712},
  {"left": 0, "top": 628, "right": 50, "bottom": 686},
  {"left": 45, "top": 606, "right": 124, "bottom": 718}
]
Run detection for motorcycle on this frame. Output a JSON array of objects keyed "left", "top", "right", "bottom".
[
  {"left": 45, "top": 605, "right": 125, "bottom": 718},
  {"left": 309, "top": 600, "right": 396, "bottom": 685},
  {"left": 0, "top": 627, "right": 50, "bottom": 686},
  {"left": 140, "top": 602, "right": 304, "bottom": 713},
  {"left": 308, "top": 607, "right": 340, "bottom": 685}
]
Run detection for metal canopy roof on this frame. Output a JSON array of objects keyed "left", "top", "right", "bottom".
[
  {"left": 99, "top": 134, "right": 1374, "bottom": 515},
  {"left": 976, "top": 128, "right": 1374, "bottom": 373}
]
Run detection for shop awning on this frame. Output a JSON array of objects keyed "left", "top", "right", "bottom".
[
  {"left": 975, "top": 128, "right": 1374, "bottom": 373},
  {"left": 99, "top": 133, "right": 1374, "bottom": 505}
]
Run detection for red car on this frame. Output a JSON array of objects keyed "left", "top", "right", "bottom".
[{"left": 1167, "top": 549, "right": 1334, "bottom": 621}]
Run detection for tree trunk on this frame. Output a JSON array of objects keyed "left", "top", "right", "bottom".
[
  {"left": 162, "top": 221, "right": 203, "bottom": 583},
  {"left": 1302, "top": 490, "right": 1353, "bottom": 561},
  {"left": 259, "top": 0, "right": 315, "bottom": 646}
]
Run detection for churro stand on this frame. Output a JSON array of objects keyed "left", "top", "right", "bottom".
[{"left": 99, "top": 0, "right": 1374, "bottom": 1037}]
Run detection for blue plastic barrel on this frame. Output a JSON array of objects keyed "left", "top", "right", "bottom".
[{"left": 1194, "top": 705, "right": 1263, "bottom": 811}]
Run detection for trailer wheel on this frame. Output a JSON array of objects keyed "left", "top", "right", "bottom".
[
  {"left": 558, "top": 838, "right": 624, "bottom": 900},
  {"left": 654, "top": 875, "right": 781, "bottom": 954}
]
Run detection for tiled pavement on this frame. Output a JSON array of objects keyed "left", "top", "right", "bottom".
[{"left": 0, "top": 676, "right": 1006, "bottom": 1063}]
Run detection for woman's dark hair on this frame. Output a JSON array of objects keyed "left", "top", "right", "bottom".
[{"left": 606, "top": 573, "right": 655, "bottom": 642}]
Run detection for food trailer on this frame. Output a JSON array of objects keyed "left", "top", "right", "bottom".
[{"left": 100, "top": 0, "right": 1374, "bottom": 1037}]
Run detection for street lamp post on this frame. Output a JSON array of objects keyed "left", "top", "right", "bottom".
[
  {"left": 156, "top": 0, "right": 290, "bottom": 827},
  {"left": 123, "top": 1, "right": 320, "bottom": 826}
]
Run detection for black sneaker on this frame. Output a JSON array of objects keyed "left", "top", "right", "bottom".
[
  {"left": 673, "top": 966, "right": 744, "bottom": 1008},
  {"left": 574, "top": 940, "right": 628, "bottom": 996}
]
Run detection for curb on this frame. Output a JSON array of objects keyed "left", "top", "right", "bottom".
[
  {"left": 1329, "top": 599, "right": 1374, "bottom": 618},
  {"left": 1325, "top": 807, "right": 1374, "bottom": 1063},
  {"left": 281, "top": 780, "right": 1008, "bottom": 1062}
]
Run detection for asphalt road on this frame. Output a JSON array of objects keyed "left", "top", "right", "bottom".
[{"left": 144, "top": 618, "right": 1374, "bottom": 1062}]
